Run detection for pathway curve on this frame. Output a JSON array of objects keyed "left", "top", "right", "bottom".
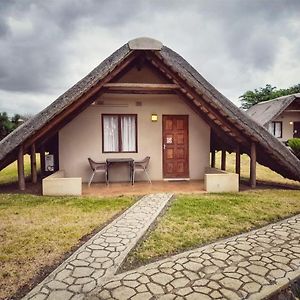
[
  {"left": 91, "top": 214, "right": 300, "bottom": 300},
  {"left": 24, "top": 193, "right": 173, "bottom": 300}
]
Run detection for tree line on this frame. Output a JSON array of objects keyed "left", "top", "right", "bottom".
[
  {"left": 0, "top": 112, "right": 33, "bottom": 140},
  {"left": 239, "top": 83, "right": 300, "bottom": 109}
]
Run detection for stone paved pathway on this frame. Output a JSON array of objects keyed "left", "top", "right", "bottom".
[
  {"left": 91, "top": 214, "right": 300, "bottom": 300},
  {"left": 24, "top": 193, "right": 173, "bottom": 300}
]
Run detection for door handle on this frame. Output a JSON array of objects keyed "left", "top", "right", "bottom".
[{"left": 163, "top": 144, "right": 166, "bottom": 150}]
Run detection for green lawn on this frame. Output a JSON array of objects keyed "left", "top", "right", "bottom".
[
  {"left": 0, "top": 194, "right": 135, "bottom": 300},
  {"left": 126, "top": 189, "right": 300, "bottom": 268},
  {"left": 215, "top": 152, "right": 300, "bottom": 187},
  {"left": 0, "top": 155, "right": 40, "bottom": 185}
]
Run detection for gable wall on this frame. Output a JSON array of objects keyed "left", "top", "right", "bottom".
[
  {"left": 58, "top": 94, "right": 210, "bottom": 182},
  {"left": 271, "top": 111, "right": 300, "bottom": 141},
  {"left": 113, "top": 61, "right": 170, "bottom": 83}
]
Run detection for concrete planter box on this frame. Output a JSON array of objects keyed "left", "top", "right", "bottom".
[
  {"left": 204, "top": 167, "right": 239, "bottom": 193},
  {"left": 42, "top": 170, "right": 82, "bottom": 196}
]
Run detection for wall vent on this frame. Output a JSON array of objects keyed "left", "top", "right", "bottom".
[{"left": 93, "top": 100, "right": 128, "bottom": 107}]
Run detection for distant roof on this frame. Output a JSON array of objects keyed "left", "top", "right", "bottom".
[
  {"left": 246, "top": 93, "right": 300, "bottom": 125},
  {"left": 1, "top": 37, "right": 300, "bottom": 182}
]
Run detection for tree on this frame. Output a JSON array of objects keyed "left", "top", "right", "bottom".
[
  {"left": 0, "top": 112, "right": 11, "bottom": 139},
  {"left": 0, "top": 112, "right": 22, "bottom": 140},
  {"left": 239, "top": 83, "right": 300, "bottom": 109},
  {"left": 11, "top": 114, "right": 21, "bottom": 126}
]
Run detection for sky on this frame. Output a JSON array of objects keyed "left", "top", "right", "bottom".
[{"left": 0, "top": 0, "right": 300, "bottom": 116}]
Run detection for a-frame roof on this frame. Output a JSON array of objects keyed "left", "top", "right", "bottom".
[
  {"left": 247, "top": 93, "right": 300, "bottom": 126},
  {"left": 1, "top": 37, "right": 300, "bottom": 182}
]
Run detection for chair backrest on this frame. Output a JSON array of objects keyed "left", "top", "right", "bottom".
[
  {"left": 88, "top": 158, "right": 96, "bottom": 171},
  {"left": 88, "top": 158, "right": 106, "bottom": 171},
  {"left": 136, "top": 156, "right": 150, "bottom": 169}
]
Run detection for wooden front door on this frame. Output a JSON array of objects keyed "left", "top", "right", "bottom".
[
  {"left": 163, "top": 115, "right": 189, "bottom": 178},
  {"left": 293, "top": 122, "right": 300, "bottom": 138}
]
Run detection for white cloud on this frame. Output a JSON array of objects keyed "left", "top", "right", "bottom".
[{"left": 0, "top": 89, "right": 57, "bottom": 116}]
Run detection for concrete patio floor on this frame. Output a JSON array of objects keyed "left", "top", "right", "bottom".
[{"left": 83, "top": 180, "right": 206, "bottom": 197}]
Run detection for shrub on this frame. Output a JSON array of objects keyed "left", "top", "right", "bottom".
[{"left": 287, "top": 138, "right": 300, "bottom": 159}]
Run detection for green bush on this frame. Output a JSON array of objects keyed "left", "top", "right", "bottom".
[{"left": 287, "top": 138, "right": 300, "bottom": 159}]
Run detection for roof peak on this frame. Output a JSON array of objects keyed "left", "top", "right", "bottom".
[
  {"left": 255, "top": 93, "right": 300, "bottom": 105},
  {"left": 128, "top": 37, "right": 163, "bottom": 50}
]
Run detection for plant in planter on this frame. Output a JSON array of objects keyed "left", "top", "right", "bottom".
[{"left": 287, "top": 138, "right": 300, "bottom": 159}]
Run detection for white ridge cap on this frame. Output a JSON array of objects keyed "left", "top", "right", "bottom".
[{"left": 128, "top": 37, "right": 163, "bottom": 50}]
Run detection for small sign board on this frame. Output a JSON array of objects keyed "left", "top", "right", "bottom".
[
  {"left": 166, "top": 136, "right": 173, "bottom": 144},
  {"left": 45, "top": 154, "right": 54, "bottom": 172}
]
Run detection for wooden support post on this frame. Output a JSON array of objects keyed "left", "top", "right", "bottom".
[
  {"left": 235, "top": 145, "right": 241, "bottom": 177},
  {"left": 250, "top": 142, "right": 256, "bottom": 188},
  {"left": 221, "top": 150, "right": 226, "bottom": 171},
  {"left": 31, "top": 144, "right": 37, "bottom": 184},
  {"left": 17, "top": 145, "right": 25, "bottom": 191},
  {"left": 40, "top": 145, "right": 45, "bottom": 178},
  {"left": 211, "top": 150, "right": 216, "bottom": 168}
]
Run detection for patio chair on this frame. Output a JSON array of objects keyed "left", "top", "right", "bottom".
[
  {"left": 133, "top": 156, "right": 151, "bottom": 184},
  {"left": 88, "top": 158, "right": 108, "bottom": 187}
]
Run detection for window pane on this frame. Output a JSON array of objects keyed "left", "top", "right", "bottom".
[
  {"left": 121, "top": 116, "right": 136, "bottom": 152},
  {"left": 103, "top": 116, "right": 119, "bottom": 152},
  {"left": 268, "top": 122, "right": 274, "bottom": 135},
  {"left": 274, "top": 122, "right": 282, "bottom": 138}
]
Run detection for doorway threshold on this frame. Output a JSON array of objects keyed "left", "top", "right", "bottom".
[{"left": 163, "top": 178, "right": 190, "bottom": 181}]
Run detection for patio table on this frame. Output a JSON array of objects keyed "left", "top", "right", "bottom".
[{"left": 106, "top": 158, "right": 134, "bottom": 185}]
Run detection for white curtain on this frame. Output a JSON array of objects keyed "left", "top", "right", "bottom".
[
  {"left": 274, "top": 122, "right": 281, "bottom": 138},
  {"left": 103, "top": 116, "right": 119, "bottom": 152},
  {"left": 268, "top": 123, "right": 273, "bottom": 135},
  {"left": 121, "top": 116, "right": 136, "bottom": 151},
  {"left": 268, "top": 122, "right": 282, "bottom": 138}
]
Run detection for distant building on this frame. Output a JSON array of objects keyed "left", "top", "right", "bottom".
[{"left": 247, "top": 94, "right": 300, "bottom": 142}]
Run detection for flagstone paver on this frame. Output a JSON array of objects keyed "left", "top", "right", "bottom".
[
  {"left": 23, "top": 193, "right": 173, "bottom": 300},
  {"left": 91, "top": 214, "right": 300, "bottom": 300}
]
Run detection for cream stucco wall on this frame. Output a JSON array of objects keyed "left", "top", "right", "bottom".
[
  {"left": 270, "top": 111, "right": 300, "bottom": 141},
  {"left": 204, "top": 167, "right": 239, "bottom": 193},
  {"left": 59, "top": 94, "right": 210, "bottom": 183},
  {"left": 42, "top": 171, "right": 82, "bottom": 196}
]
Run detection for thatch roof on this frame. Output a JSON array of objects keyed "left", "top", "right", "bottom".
[
  {"left": 1, "top": 37, "right": 300, "bottom": 182},
  {"left": 0, "top": 44, "right": 131, "bottom": 168},
  {"left": 246, "top": 93, "right": 300, "bottom": 125}
]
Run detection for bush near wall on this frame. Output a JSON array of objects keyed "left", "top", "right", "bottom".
[{"left": 287, "top": 138, "right": 300, "bottom": 159}]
